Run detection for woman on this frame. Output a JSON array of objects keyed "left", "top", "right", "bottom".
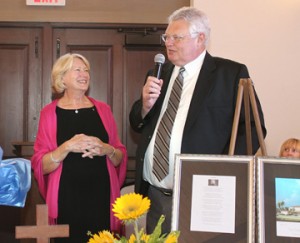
[
  {"left": 279, "top": 138, "right": 300, "bottom": 158},
  {"left": 31, "top": 53, "right": 127, "bottom": 242}
]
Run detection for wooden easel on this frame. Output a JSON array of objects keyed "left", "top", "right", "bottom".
[
  {"left": 15, "top": 204, "right": 69, "bottom": 243},
  {"left": 229, "top": 78, "right": 267, "bottom": 156}
]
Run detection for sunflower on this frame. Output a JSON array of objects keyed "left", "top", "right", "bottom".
[
  {"left": 87, "top": 230, "right": 116, "bottom": 243},
  {"left": 112, "top": 193, "right": 151, "bottom": 222},
  {"left": 87, "top": 193, "right": 180, "bottom": 243}
]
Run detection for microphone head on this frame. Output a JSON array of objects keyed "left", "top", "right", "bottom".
[{"left": 154, "top": 53, "right": 165, "bottom": 64}]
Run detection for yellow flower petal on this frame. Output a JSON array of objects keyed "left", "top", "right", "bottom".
[
  {"left": 141, "top": 232, "right": 150, "bottom": 242},
  {"left": 164, "top": 231, "right": 180, "bottom": 243},
  {"left": 112, "top": 193, "right": 151, "bottom": 221},
  {"left": 87, "top": 230, "right": 115, "bottom": 243},
  {"left": 128, "top": 234, "right": 136, "bottom": 243}
]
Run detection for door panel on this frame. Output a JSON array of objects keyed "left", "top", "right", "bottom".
[
  {"left": 0, "top": 28, "right": 42, "bottom": 157},
  {"left": 66, "top": 46, "right": 113, "bottom": 106},
  {"left": 53, "top": 28, "right": 123, "bottom": 122},
  {"left": 124, "top": 48, "right": 167, "bottom": 157}
]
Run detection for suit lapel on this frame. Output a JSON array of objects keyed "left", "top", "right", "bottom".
[
  {"left": 184, "top": 52, "right": 216, "bottom": 131},
  {"left": 154, "top": 54, "right": 217, "bottom": 132}
]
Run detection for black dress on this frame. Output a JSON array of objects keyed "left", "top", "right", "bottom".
[{"left": 54, "top": 106, "right": 110, "bottom": 243}]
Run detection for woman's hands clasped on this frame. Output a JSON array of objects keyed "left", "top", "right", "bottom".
[
  {"left": 43, "top": 133, "right": 120, "bottom": 174},
  {"left": 67, "top": 134, "right": 112, "bottom": 159}
]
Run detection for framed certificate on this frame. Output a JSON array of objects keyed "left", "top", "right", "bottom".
[
  {"left": 172, "top": 154, "right": 255, "bottom": 243},
  {"left": 257, "top": 157, "right": 300, "bottom": 243}
]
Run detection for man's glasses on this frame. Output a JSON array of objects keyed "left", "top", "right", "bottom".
[{"left": 161, "top": 33, "right": 199, "bottom": 43}]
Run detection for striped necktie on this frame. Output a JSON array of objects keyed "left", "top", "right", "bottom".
[{"left": 152, "top": 67, "right": 185, "bottom": 181}]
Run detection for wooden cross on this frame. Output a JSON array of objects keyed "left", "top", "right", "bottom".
[{"left": 16, "top": 204, "right": 69, "bottom": 243}]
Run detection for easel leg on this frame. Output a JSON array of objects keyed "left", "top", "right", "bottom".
[
  {"left": 229, "top": 78, "right": 267, "bottom": 156},
  {"left": 229, "top": 79, "right": 245, "bottom": 155},
  {"left": 247, "top": 80, "right": 267, "bottom": 156},
  {"left": 244, "top": 82, "right": 253, "bottom": 154}
]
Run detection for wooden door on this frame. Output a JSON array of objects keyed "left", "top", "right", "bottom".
[
  {"left": 52, "top": 27, "right": 166, "bottom": 184},
  {"left": 0, "top": 27, "right": 42, "bottom": 158},
  {"left": 123, "top": 46, "right": 167, "bottom": 183}
]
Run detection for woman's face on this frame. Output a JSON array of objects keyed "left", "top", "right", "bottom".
[
  {"left": 63, "top": 57, "right": 90, "bottom": 92},
  {"left": 281, "top": 146, "right": 300, "bottom": 158}
]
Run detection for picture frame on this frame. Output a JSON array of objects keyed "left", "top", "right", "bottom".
[
  {"left": 256, "top": 156, "right": 300, "bottom": 243},
  {"left": 172, "top": 154, "right": 255, "bottom": 243}
]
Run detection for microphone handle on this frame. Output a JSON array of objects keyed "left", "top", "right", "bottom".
[{"left": 153, "top": 63, "right": 163, "bottom": 79}]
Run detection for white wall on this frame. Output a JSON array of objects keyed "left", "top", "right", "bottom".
[{"left": 192, "top": 0, "right": 300, "bottom": 156}]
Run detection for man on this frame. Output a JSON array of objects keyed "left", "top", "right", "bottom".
[{"left": 129, "top": 6, "right": 266, "bottom": 234}]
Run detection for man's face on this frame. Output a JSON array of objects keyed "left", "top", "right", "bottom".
[{"left": 164, "top": 19, "right": 206, "bottom": 67}]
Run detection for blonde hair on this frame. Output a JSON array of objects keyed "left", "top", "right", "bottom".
[
  {"left": 279, "top": 138, "right": 300, "bottom": 157},
  {"left": 51, "top": 53, "right": 90, "bottom": 94}
]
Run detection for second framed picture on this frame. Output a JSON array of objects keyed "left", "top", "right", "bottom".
[{"left": 257, "top": 157, "right": 300, "bottom": 243}]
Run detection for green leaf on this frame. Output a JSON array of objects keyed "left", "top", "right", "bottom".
[
  {"left": 114, "top": 237, "right": 128, "bottom": 243},
  {"left": 148, "top": 215, "right": 167, "bottom": 243}
]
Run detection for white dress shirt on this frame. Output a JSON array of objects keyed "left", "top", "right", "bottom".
[{"left": 143, "top": 51, "right": 206, "bottom": 189}]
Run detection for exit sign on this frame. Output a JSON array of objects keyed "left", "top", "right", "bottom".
[{"left": 26, "top": 0, "right": 66, "bottom": 6}]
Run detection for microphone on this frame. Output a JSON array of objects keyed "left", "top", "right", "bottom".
[{"left": 153, "top": 53, "right": 165, "bottom": 79}]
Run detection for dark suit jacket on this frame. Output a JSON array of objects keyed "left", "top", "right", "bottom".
[{"left": 129, "top": 52, "right": 267, "bottom": 195}]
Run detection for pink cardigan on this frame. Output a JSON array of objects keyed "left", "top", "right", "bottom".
[{"left": 31, "top": 97, "right": 127, "bottom": 233}]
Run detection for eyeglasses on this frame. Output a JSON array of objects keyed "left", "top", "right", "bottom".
[
  {"left": 283, "top": 147, "right": 300, "bottom": 153},
  {"left": 161, "top": 33, "right": 199, "bottom": 43}
]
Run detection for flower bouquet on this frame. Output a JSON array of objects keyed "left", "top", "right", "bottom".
[{"left": 87, "top": 193, "right": 180, "bottom": 243}]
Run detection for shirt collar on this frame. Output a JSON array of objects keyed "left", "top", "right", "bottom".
[{"left": 174, "top": 50, "right": 206, "bottom": 77}]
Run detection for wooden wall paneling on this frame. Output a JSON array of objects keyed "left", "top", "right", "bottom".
[{"left": 0, "top": 205, "right": 20, "bottom": 242}]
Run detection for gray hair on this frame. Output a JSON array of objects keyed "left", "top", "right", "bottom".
[{"left": 168, "top": 6, "right": 211, "bottom": 46}]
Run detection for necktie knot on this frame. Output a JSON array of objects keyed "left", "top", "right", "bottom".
[{"left": 179, "top": 66, "right": 185, "bottom": 77}]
